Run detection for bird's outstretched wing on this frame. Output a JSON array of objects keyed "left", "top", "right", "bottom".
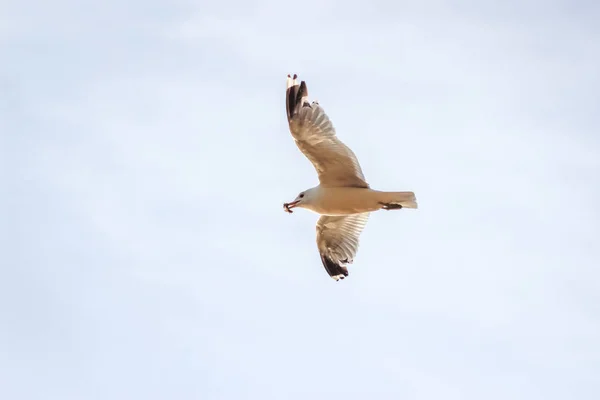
[
  {"left": 286, "top": 74, "right": 369, "bottom": 188},
  {"left": 316, "top": 213, "right": 370, "bottom": 281}
]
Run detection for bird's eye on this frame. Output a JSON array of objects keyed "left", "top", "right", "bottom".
[{"left": 299, "top": 193, "right": 304, "bottom": 198}]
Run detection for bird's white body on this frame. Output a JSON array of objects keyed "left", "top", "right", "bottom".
[{"left": 294, "top": 186, "right": 417, "bottom": 216}]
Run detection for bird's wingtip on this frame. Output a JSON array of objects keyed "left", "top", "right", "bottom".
[
  {"left": 286, "top": 73, "right": 299, "bottom": 89},
  {"left": 320, "top": 255, "right": 349, "bottom": 282},
  {"left": 331, "top": 273, "right": 347, "bottom": 281}
]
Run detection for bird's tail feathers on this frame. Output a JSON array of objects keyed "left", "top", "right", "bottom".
[{"left": 378, "top": 191, "right": 418, "bottom": 210}]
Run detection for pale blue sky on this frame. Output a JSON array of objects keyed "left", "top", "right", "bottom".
[{"left": 2, "top": 1, "right": 600, "bottom": 399}]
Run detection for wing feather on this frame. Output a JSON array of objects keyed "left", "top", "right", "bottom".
[
  {"left": 286, "top": 74, "right": 369, "bottom": 188},
  {"left": 316, "top": 213, "right": 370, "bottom": 281}
]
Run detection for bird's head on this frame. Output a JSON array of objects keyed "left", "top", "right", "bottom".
[{"left": 283, "top": 188, "right": 316, "bottom": 213}]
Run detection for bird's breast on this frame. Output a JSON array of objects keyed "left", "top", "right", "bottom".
[{"left": 308, "top": 187, "right": 381, "bottom": 216}]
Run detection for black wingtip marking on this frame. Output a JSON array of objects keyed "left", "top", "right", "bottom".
[
  {"left": 286, "top": 87, "right": 299, "bottom": 122},
  {"left": 298, "top": 81, "right": 307, "bottom": 100},
  {"left": 320, "top": 255, "right": 349, "bottom": 281},
  {"left": 286, "top": 74, "right": 300, "bottom": 122},
  {"left": 286, "top": 74, "right": 310, "bottom": 122}
]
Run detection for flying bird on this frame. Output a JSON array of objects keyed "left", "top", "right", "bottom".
[{"left": 283, "top": 74, "right": 418, "bottom": 281}]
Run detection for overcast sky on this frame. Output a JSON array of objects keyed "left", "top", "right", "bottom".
[{"left": 2, "top": 1, "right": 600, "bottom": 399}]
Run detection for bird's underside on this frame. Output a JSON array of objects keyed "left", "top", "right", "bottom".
[{"left": 284, "top": 73, "right": 417, "bottom": 281}]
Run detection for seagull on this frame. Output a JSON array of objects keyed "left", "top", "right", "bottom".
[{"left": 283, "top": 74, "right": 418, "bottom": 281}]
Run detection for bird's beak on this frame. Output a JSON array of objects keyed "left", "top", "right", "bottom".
[{"left": 283, "top": 200, "right": 300, "bottom": 213}]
